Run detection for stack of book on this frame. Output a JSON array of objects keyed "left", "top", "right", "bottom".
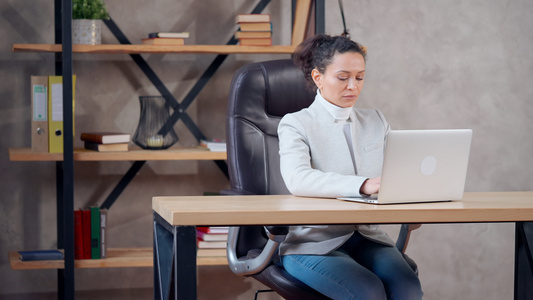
[
  {"left": 196, "top": 226, "right": 229, "bottom": 257},
  {"left": 199, "top": 139, "right": 226, "bottom": 152},
  {"left": 74, "top": 207, "right": 108, "bottom": 260},
  {"left": 235, "top": 14, "right": 272, "bottom": 46},
  {"left": 141, "top": 32, "right": 190, "bottom": 45},
  {"left": 81, "top": 132, "right": 130, "bottom": 152}
]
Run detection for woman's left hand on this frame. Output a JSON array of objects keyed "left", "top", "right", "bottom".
[{"left": 360, "top": 177, "right": 381, "bottom": 195}]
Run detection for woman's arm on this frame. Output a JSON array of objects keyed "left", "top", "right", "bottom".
[{"left": 278, "top": 116, "right": 369, "bottom": 198}]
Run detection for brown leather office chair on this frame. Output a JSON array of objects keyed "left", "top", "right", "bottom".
[{"left": 225, "top": 59, "right": 418, "bottom": 300}]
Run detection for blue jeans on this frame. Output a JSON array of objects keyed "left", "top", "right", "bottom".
[{"left": 281, "top": 232, "right": 422, "bottom": 300}]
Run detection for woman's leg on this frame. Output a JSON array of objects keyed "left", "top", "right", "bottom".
[
  {"left": 348, "top": 238, "right": 423, "bottom": 300},
  {"left": 281, "top": 251, "right": 387, "bottom": 300}
]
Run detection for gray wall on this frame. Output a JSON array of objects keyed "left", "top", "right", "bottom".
[{"left": 0, "top": 0, "right": 531, "bottom": 299}]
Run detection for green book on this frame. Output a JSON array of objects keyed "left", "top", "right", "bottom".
[{"left": 90, "top": 206, "right": 101, "bottom": 259}]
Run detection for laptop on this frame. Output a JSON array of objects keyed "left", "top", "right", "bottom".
[{"left": 339, "top": 129, "right": 473, "bottom": 204}]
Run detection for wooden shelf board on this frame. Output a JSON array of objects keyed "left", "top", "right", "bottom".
[
  {"left": 8, "top": 147, "right": 226, "bottom": 161},
  {"left": 9, "top": 248, "right": 227, "bottom": 270},
  {"left": 13, "top": 44, "right": 296, "bottom": 55}
]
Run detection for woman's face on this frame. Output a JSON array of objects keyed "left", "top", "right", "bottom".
[{"left": 311, "top": 51, "right": 365, "bottom": 108}]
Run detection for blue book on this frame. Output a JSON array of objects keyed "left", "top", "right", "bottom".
[{"left": 18, "top": 250, "right": 64, "bottom": 261}]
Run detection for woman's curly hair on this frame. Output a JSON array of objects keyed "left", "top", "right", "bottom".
[{"left": 293, "top": 34, "right": 367, "bottom": 91}]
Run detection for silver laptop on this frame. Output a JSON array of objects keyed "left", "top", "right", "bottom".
[{"left": 339, "top": 129, "right": 473, "bottom": 204}]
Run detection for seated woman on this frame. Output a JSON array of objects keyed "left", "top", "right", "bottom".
[{"left": 277, "top": 34, "right": 423, "bottom": 300}]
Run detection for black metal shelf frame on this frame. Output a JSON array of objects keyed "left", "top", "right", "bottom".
[{"left": 51, "top": 1, "right": 324, "bottom": 299}]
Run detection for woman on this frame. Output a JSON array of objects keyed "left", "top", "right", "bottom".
[{"left": 277, "top": 34, "right": 422, "bottom": 300}]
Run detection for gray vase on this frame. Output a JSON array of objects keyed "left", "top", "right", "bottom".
[{"left": 72, "top": 19, "right": 102, "bottom": 45}]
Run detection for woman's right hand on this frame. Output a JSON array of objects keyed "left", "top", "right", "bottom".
[{"left": 360, "top": 177, "right": 381, "bottom": 195}]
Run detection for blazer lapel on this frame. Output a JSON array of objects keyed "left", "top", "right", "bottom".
[{"left": 349, "top": 110, "right": 361, "bottom": 174}]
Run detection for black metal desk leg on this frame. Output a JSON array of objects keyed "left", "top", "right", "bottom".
[
  {"left": 154, "top": 215, "right": 174, "bottom": 300},
  {"left": 173, "top": 226, "right": 197, "bottom": 300},
  {"left": 154, "top": 213, "right": 197, "bottom": 300},
  {"left": 514, "top": 222, "right": 533, "bottom": 300}
]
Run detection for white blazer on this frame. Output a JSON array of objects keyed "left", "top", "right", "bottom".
[{"left": 278, "top": 96, "right": 395, "bottom": 255}]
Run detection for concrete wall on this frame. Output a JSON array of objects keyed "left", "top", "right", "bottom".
[{"left": 1, "top": 0, "right": 532, "bottom": 299}]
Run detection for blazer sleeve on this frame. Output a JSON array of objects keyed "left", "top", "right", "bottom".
[{"left": 278, "top": 114, "right": 369, "bottom": 198}]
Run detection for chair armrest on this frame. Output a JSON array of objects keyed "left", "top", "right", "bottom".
[
  {"left": 227, "top": 226, "right": 288, "bottom": 276},
  {"left": 396, "top": 224, "right": 422, "bottom": 253}
]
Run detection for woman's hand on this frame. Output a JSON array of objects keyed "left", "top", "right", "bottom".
[{"left": 360, "top": 177, "right": 381, "bottom": 195}]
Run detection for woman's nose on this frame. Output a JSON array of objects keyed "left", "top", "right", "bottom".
[{"left": 347, "top": 78, "right": 356, "bottom": 90}]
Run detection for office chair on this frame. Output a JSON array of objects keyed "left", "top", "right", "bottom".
[{"left": 225, "top": 59, "right": 419, "bottom": 300}]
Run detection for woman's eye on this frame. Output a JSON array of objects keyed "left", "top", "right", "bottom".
[
  {"left": 356, "top": 77, "right": 364, "bottom": 81},
  {"left": 338, "top": 77, "right": 348, "bottom": 81}
]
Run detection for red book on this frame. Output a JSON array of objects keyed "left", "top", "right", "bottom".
[
  {"left": 197, "top": 226, "right": 229, "bottom": 234},
  {"left": 81, "top": 209, "right": 92, "bottom": 259},
  {"left": 74, "top": 210, "right": 84, "bottom": 259},
  {"left": 197, "top": 230, "right": 229, "bottom": 241},
  {"left": 80, "top": 132, "right": 131, "bottom": 144}
]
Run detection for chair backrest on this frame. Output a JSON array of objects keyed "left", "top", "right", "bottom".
[{"left": 226, "top": 59, "right": 315, "bottom": 196}]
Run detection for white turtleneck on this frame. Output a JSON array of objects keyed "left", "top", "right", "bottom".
[
  {"left": 316, "top": 90, "right": 352, "bottom": 122},
  {"left": 316, "top": 90, "right": 357, "bottom": 171}
]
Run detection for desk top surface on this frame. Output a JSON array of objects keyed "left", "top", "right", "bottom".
[{"left": 152, "top": 192, "right": 533, "bottom": 226}]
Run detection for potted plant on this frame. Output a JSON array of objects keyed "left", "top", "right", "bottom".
[{"left": 72, "top": 0, "right": 110, "bottom": 45}]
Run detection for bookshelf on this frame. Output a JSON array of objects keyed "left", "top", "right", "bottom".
[
  {"left": 9, "top": 0, "right": 321, "bottom": 298},
  {"left": 9, "top": 248, "right": 227, "bottom": 270},
  {"left": 12, "top": 44, "right": 296, "bottom": 54},
  {"left": 9, "top": 147, "right": 227, "bottom": 162}
]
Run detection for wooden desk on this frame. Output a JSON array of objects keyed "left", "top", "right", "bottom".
[{"left": 152, "top": 192, "right": 533, "bottom": 299}]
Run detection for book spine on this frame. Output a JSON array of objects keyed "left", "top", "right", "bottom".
[
  {"left": 197, "top": 240, "right": 227, "bottom": 249},
  {"left": 100, "top": 209, "right": 108, "bottom": 259},
  {"left": 19, "top": 250, "right": 64, "bottom": 261},
  {"left": 74, "top": 210, "right": 84, "bottom": 259},
  {"left": 196, "top": 230, "right": 228, "bottom": 241},
  {"left": 82, "top": 209, "right": 92, "bottom": 259},
  {"left": 31, "top": 76, "right": 49, "bottom": 152},
  {"left": 84, "top": 141, "right": 101, "bottom": 151},
  {"left": 80, "top": 133, "right": 104, "bottom": 144},
  {"left": 90, "top": 206, "right": 101, "bottom": 259}
]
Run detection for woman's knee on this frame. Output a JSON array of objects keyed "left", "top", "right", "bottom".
[
  {"left": 387, "top": 273, "right": 423, "bottom": 300},
  {"left": 345, "top": 278, "right": 387, "bottom": 300}
]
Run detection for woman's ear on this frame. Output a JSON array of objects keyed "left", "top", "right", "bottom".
[{"left": 311, "top": 68, "right": 322, "bottom": 90}]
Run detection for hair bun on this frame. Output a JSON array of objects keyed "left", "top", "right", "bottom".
[{"left": 359, "top": 45, "right": 368, "bottom": 55}]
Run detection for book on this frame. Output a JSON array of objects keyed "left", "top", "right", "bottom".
[
  {"left": 148, "top": 32, "right": 190, "bottom": 38},
  {"left": 100, "top": 209, "right": 108, "bottom": 259},
  {"left": 82, "top": 209, "right": 92, "bottom": 259},
  {"left": 197, "top": 226, "right": 229, "bottom": 234},
  {"left": 196, "top": 248, "right": 227, "bottom": 257},
  {"left": 199, "top": 139, "right": 226, "bottom": 152},
  {"left": 197, "top": 240, "right": 227, "bottom": 249},
  {"left": 236, "top": 14, "right": 271, "bottom": 23},
  {"left": 31, "top": 76, "right": 49, "bottom": 152},
  {"left": 239, "top": 38, "right": 272, "bottom": 46},
  {"left": 18, "top": 250, "right": 64, "bottom": 261},
  {"left": 141, "top": 38, "right": 185, "bottom": 45},
  {"left": 235, "top": 31, "right": 272, "bottom": 39},
  {"left": 48, "top": 75, "right": 76, "bottom": 153},
  {"left": 74, "top": 210, "right": 84, "bottom": 259},
  {"left": 84, "top": 141, "right": 129, "bottom": 152},
  {"left": 239, "top": 22, "right": 272, "bottom": 32},
  {"left": 80, "top": 132, "right": 131, "bottom": 144},
  {"left": 90, "top": 206, "right": 101, "bottom": 259},
  {"left": 196, "top": 230, "right": 228, "bottom": 241}
]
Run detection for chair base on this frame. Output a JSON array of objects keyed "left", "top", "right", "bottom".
[{"left": 254, "top": 289, "right": 275, "bottom": 300}]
